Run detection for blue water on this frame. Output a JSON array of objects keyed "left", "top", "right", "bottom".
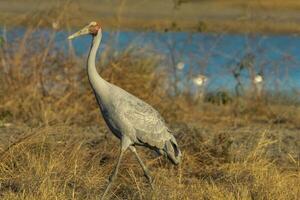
[{"left": 1, "top": 27, "right": 300, "bottom": 94}]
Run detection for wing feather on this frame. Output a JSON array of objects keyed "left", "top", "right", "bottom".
[
  {"left": 123, "top": 97, "right": 166, "bottom": 134},
  {"left": 110, "top": 87, "right": 172, "bottom": 148}
]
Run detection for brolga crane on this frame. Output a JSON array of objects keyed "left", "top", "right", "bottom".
[{"left": 68, "top": 22, "right": 181, "bottom": 199}]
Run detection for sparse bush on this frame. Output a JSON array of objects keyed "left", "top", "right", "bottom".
[{"left": 205, "top": 91, "right": 233, "bottom": 105}]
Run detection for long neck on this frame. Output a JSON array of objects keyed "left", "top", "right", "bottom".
[{"left": 87, "top": 29, "right": 109, "bottom": 102}]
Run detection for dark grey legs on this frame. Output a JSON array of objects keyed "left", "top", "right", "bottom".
[
  {"left": 100, "top": 139, "right": 154, "bottom": 200},
  {"left": 100, "top": 138, "right": 131, "bottom": 200},
  {"left": 129, "top": 146, "right": 154, "bottom": 189}
]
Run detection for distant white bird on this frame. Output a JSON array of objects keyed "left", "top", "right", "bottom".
[
  {"left": 192, "top": 74, "right": 208, "bottom": 86},
  {"left": 192, "top": 74, "right": 208, "bottom": 102},
  {"left": 176, "top": 62, "right": 185, "bottom": 70},
  {"left": 68, "top": 22, "right": 181, "bottom": 200},
  {"left": 253, "top": 74, "right": 264, "bottom": 98},
  {"left": 52, "top": 21, "right": 60, "bottom": 30},
  {"left": 254, "top": 75, "right": 263, "bottom": 84}
]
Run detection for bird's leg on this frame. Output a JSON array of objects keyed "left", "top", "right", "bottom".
[
  {"left": 129, "top": 146, "right": 154, "bottom": 189},
  {"left": 101, "top": 138, "right": 130, "bottom": 200}
]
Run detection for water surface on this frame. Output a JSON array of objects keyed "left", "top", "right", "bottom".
[{"left": 1, "top": 27, "right": 300, "bottom": 94}]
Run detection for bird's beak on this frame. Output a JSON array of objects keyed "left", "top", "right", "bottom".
[{"left": 68, "top": 26, "right": 89, "bottom": 40}]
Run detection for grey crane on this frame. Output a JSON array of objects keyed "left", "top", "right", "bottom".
[{"left": 68, "top": 22, "right": 181, "bottom": 199}]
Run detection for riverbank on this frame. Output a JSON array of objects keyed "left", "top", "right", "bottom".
[{"left": 2, "top": 0, "right": 300, "bottom": 34}]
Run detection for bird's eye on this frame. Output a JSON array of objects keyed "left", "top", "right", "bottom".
[{"left": 89, "top": 24, "right": 100, "bottom": 35}]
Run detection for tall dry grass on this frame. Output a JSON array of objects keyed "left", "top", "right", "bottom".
[{"left": 0, "top": 17, "right": 300, "bottom": 200}]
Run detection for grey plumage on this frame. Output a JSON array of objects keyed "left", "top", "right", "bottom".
[
  {"left": 96, "top": 86, "right": 181, "bottom": 163},
  {"left": 68, "top": 22, "right": 181, "bottom": 199}
]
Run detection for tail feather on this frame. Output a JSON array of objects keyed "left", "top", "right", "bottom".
[{"left": 164, "top": 135, "right": 181, "bottom": 165}]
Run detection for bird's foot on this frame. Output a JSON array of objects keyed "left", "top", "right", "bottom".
[
  {"left": 108, "top": 174, "right": 116, "bottom": 182},
  {"left": 144, "top": 173, "right": 154, "bottom": 190}
]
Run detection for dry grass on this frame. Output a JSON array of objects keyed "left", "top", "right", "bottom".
[
  {"left": 0, "top": 20, "right": 300, "bottom": 200},
  {"left": 0, "top": 125, "right": 299, "bottom": 199}
]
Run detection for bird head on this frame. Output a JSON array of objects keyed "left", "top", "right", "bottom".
[{"left": 68, "top": 21, "right": 101, "bottom": 40}]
